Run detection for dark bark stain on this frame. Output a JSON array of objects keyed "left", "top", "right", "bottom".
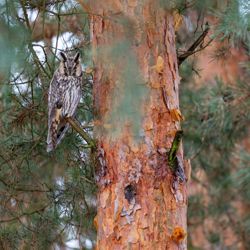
[{"left": 124, "top": 184, "right": 137, "bottom": 203}]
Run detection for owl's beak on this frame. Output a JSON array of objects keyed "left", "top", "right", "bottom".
[{"left": 68, "top": 69, "right": 72, "bottom": 76}]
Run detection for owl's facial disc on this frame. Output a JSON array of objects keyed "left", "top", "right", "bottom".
[{"left": 59, "top": 52, "right": 81, "bottom": 77}]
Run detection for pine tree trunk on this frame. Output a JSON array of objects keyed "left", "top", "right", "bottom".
[{"left": 89, "top": 1, "right": 187, "bottom": 249}]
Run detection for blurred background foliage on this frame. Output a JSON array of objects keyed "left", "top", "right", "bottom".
[
  {"left": 176, "top": 0, "right": 250, "bottom": 249},
  {"left": 0, "top": 0, "right": 250, "bottom": 249}
]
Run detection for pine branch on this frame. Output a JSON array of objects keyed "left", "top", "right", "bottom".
[
  {"left": 17, "top": 127, "right": 47, "bottom": 167},
  {"left": 178, "top": 22, "right": 212, "bottom": 66},
  {"left": 0, "top": 178, "right": 51, "bottom": 192},
  {"left": 65, "top": 118, "right": 95, "bottom": 148},
  {"left": 0, "top": 202, "right": 52, "bottom": 223},
  {"left": 79, "top": 176, "right": 94, "bottom": 184}
]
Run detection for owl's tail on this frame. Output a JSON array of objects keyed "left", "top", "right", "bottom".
[{"left": 46, "top": 121, "right": 70, "bottom": 152}]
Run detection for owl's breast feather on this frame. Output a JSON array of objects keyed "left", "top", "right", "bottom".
[{"left": 60, "top": 78, "right": 82, "bottom": 118}]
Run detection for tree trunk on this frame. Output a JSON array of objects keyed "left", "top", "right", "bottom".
[{"left": 88, "top": 1, "right": 187, "bottom": 249}]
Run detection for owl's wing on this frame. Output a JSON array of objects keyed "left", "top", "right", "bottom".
[
  {"left": 67, "top": 77, "right": 83, "bottom": 118},
  {"left": 47, "top": 74, "right": 61, "bottom": 125},
  {"left": 47, "top": 73, "right": 62, "bottom": 152}
]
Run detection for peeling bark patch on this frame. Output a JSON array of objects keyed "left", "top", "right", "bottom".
[
  {"left": 153, "top": 154, "right": 170, "bottom": 189},
  {"left": 151, "top": 56, "right": 164, "bottom": 74},
  {"left": 184, "top": 159, "right": 192, "bottom": 181},
  {"left": 171, "top": 226, "right": 187, "bottom": 243},
  {"left": 170, "top": 108, "right": 185, "bottom": 122},
  {"left": 173, "top": 156, "right": 185, "bottom": 184},
  {"left": 94, "top": 215, "right": 98, "bottom": 230},
  {"left": 120, "top": 197, "right": 141, "bottom": 225},
  {"left": 124, "top": 184, "right": 137, "bottom": 203},
  {"left": 158, "top": 147, "right": 168, "bottom": 156},
  {"left": 145, "top": 136, "right": 154, "bottom": 155},
  {"left": 95, "top": 147, "right": 107, "bottom": 182},
  {"left": 162, "top": 87, "right": 170, "bottom": 110},
  {"left": 122, "top": 145, "right": 130, "bottom": 154},
  {"left": 128, "top": 170, "right": 141, "bottom": 184}
]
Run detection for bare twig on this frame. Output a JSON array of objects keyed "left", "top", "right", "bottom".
[
  {"left": 178, "top": 22, "right": 213, "bottom": 66},
  {"left": 79, "top": 176, "right": 94, "bottom": 184}
]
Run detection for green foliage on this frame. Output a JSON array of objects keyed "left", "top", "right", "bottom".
[
  {"left": 180, "top": 77, "right": 250, "bottom": 249},
  {"left": 212, "top": 0, "right": 250, "bottom": 43},
  {"left": 177, "top": 1, "right": 250, "bottom": 246},
  {"left": 0, "top": 0, "right": 96, "bottom": 249}
]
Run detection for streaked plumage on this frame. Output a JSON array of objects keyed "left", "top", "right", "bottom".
[{"left": 47, "top": 51, "right": 83, "bottom": 152}]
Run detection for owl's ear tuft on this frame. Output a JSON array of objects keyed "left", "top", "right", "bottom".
[
  {"left": 74, "top": 52, "right": 80, "bottom": 62},
  {"left": 60, "top": 52, "right": 67, "bottom": 61}
]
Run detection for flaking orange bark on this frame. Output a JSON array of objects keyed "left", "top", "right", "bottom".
[{"left": 86, "top": 0, "right": 187, "bottom": 249}]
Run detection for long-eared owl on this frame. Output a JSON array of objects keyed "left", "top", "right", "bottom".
[{"left": 47, "top": 51, "right": 83, "bottom": 152}]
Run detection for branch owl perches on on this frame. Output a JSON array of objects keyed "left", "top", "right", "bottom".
[{"left": 47, "top": 51, "right": 83, "bottom": 152}]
